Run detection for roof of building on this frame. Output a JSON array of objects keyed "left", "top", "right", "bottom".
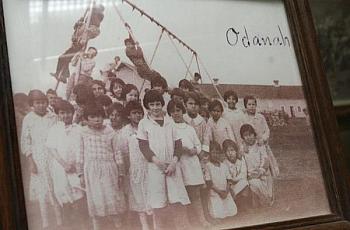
[{"left": 195, "top": 83, "right": 305, "bottom": 100}]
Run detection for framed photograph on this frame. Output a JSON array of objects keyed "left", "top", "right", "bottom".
[
  {"left": 309, "top": 0, "right": 350, "bottom": 117},
  {"left": 1, "top": 0, "right": 350, "bottom": 229}
]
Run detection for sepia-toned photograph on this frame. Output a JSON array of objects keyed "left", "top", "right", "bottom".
[{"left": 3, "top": 0, "right": 331, "bottom": 229}]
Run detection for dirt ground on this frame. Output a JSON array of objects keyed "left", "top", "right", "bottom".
[{"left": 25, "top": 118, "right": 330, "bottom": 230}]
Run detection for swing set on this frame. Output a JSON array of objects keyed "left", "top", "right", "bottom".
[{"left": 54, "top": 0, "right": 223, "bottom": 101}]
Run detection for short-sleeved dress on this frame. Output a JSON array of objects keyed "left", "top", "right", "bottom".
[
  {"left": 224, "top": 159, "right": 249, "bottom": 197},
  {"left": 46, "top": 122, "right": 84, "bottom": 206},
  {"left": 137, "top": 115, "right": 190, "bottom": 209},
  {"left": 204, "top": 162, "right": 237, "bottom": 219},
  {"left": 21, "top": 111, "right": 57, "bottom": 203},
  {"left": 119, "top": 124, "right": 149, "bottom": 212},
  {"left": 79, "top": 125, "right": 126, "bottom": 217},
  {"left": 174, "top": 122, "right": 205, "bottom": 186},
  {"left": 203, "top": 117, "right": 236, "bottom": 152}
]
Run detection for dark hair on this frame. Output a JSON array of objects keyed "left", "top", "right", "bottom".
[
  {"left": 46, "top": 88, "right": 57, "bottom": 96},
  {"left": 124, "top": 38, "right": 134, "bottom": 45},
  {"left": 54, "top": 100, "right": 74, "bottom": 114},
  {"left": 151, "top": 75, "right": 168, "bottom": 90},
  {"left": 208, "top": 99, "right": 223, "bottom": 112},
  {"left": 170, "top": 88, "right": 185, "bottom": 100},
  {"left": 199, "top": 107, "right": 209, "bottom": 119},
  {"left": 209, "top": 141, "right": 222, "bottom": 153},
  {"left": 121, "top": 84, "right": 139, "bottom": 100},
  {"left": 223, "top": 90, "right": 238, "bottom": 102},
  {"left": 194, "top": 72, "right": 201, "bottom": 79},
  {"left": 124, "top": 101, "right": 144, "bottom": 118},
  {"left": 240, "top": 124, "right": 257, "bottom": 139},
  {"left": 91, "top": 80, "right": 106, "bottom": 94},
  {"left": 178, "top": 79, "right": 194, "bottom": 91},
  {"left": 83, "top": 103, "right": 105, "bottom": 119},
  {"left": 106, "top": 102, "right": 124, "bottom": 116},
  {"left": 167, "top": 99, "right": 186, "bottom": 116},
  {"left": 109, "top": 78, "right": 126, "bottom": 97},
  {"left": 199, "top": 96, "right": 210, "bottom": 107},
  {"left": 143, "top": 89, "right": 165, "bottom": 109},
  {"left": 13, "top": 93, "right": 29, "bottom": 107},
  {"left": 96, "top": 95, "right": 113, "bottom": 107},
  {"left": 222, "top": 139, "right": 238, "bottom": 154},
  {"left": 73, "top": 84, "right": 95, "bottom": 106},
  {"left": 243, "top": 95, "right": 257, "bottom": 108},
  {"left": 87, "top": 46, "right": 98, "bottom": 53},
  {"left": 28, "top": 90, "right": 48, "bottom": 106},
  {"left": 184, "top": 91, "right": 200, "bottom": 104}
]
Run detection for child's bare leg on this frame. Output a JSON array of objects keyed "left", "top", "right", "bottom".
[
  {"left": 186, "top": 185, "right": 211, "bottom": 228},
  {"left": 111, "top": 214, "right": 123, "bottom": 230},
  {"left": 92, "top": 217, "right": 101, "bottom": 230},
  {"left": 53, "top": 202, "right": 63, "bottom": 227},
  {"left": 38, "top": 199, "right": 50, "bottom": 229},
  {"left": 152, "top": 207, "right": 169, "bottom": 230},
  {"left": 139, "top": 212, "right": 151, "bottom": 230},
  {"left": 171, "top": 203, "right": 191, "bottom": 230}
]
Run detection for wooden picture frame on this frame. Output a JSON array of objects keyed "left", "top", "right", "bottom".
[
  {"left": 1, "top": 0, "right": 350, "bottom": 229},
  {"left": 308, "top": 0, "right": 350, "bottom": 119}
]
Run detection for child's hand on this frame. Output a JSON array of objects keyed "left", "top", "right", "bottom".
[
  {"left": 219, "top": 190, "right": 228, "bottom": 199},
  {"left": 165, "top": 162, "right": 176, "bottom": 176},
  {"left": 153, "top": 157, "right": 168, "bottom": 172}
]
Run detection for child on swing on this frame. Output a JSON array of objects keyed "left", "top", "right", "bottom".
[
  {"left": 78, "top": 103, "right": 126, "bottom": 230},
  {"left": 137, "top": 90, "right": 191, "bottom": 230},
  {"left": 167, "top": 100, "right": 210, "bottom": 228},
  {"left": 119, "top": 101, "right": 152, "bottom": 230},
  {"left": 240, "top": 124, "right": 274, "bottom": 207}
]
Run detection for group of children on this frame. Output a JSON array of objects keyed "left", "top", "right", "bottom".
[{"left": 15, "top": 75, "right": 279, "bottom": 230}]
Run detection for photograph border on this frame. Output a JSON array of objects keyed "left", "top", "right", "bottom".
[{"left": 1, "top": 0, "right": 350, "bottom": 229}]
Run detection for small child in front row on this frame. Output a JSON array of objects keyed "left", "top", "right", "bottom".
[
  {"left": 78, "top": 104, "right": 126, "bottom": 230},
  {"left": 137, "top": 90, "right": 191, "bottom": 230},
  {"left": 167, "top": 100, "right": 210, "bottom": 228},
  {"left": 204, "top": 141, "right": 237, "bottom": 220},
  {"left": 240, "top": 124, "right": 274, "bottom": 207},
  {"left": 119, "top": 101, "right": 152, "bottom": 230},
  {"left": 222, "top": 139, "right": 251, "bottom": 212}
]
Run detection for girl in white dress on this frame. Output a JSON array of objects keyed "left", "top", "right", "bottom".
[
  {"left": 167, "top": 100, "right": 210, "bottom": 228},
  {"left": 119, "top": 101, "right": 152, "bottom": 230},
  {"left": 46, "top": 100, "right": 86, "bottom": 228},
  {"left": 204, "top": 141, "right": 237, "bottom": 220},
  {"left": 137, "top": 90, "right": 191, "bottom": 230},
  {"left": 240, "top": 124, "right": 274, "bottom": 207},
  {"left": 21, "top": 90, "right": 60, "bottom": 229}
]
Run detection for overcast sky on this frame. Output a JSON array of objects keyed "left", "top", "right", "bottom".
[{"left": 3, "top": 0, "right": 303, "bottom": 97}]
